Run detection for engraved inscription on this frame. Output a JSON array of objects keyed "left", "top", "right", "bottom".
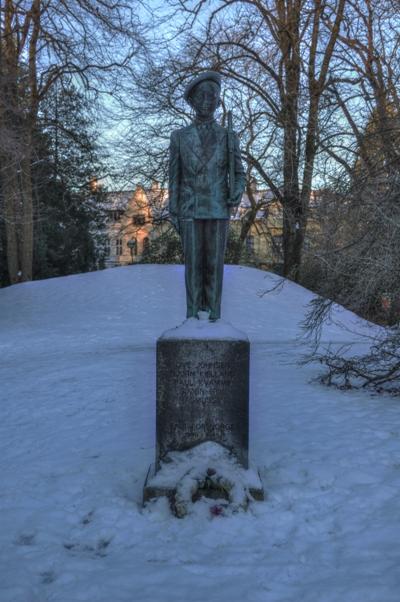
[
  {"left": 163, "top": 422, "right": 234, "bottom": 437},
  {"left": 164, "top": 360, "right": 234, "bottom": 393},
  {"left": 156, "top": 338, "right": 249, "bottom": 467}
]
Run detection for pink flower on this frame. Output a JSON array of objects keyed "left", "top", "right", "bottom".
[{"left": 210, "top": 505, "right": 224, "bottom": 517}]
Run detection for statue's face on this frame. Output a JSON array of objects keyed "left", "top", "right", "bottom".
[{"left": 189, "top": 80, "right": 220, "bottom": 119}]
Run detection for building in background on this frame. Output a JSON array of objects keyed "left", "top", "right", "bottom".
[
  {"left": 103, "top": 181, "right": 286, "bottom": 270},
  {"left": 104, "top": 182, "right": 168, "bottom": 267}
]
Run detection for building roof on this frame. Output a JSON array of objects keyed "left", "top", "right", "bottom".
[{"left": 105, "top": 190, "right": 135, "bottom": 210}]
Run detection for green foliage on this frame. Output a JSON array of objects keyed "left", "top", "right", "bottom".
[
  {"left": 225, "top": 227, "right": 256, "bottom": 266},
  {"left": 0, "top": 85, "right": 108, "bottom": 286},
  {"left": 224, "top": 228, "right": 243, "bottom": 264},
  {"left": 140, "top": 226, "right": 184, "bottom": 264},
  {"left": 32, "top": 85, "right": 108, "bottom": 280},
  {"left": 33, "top": 182, "right": 108, "bottom": 279},
  {"left": 139, "top": 224, "right": 255, "bottom": 267}
]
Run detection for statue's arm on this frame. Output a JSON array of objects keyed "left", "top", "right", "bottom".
[
  {"left": 168, "top": 130, "right": 180, "bottom": 229},
  {"left": 228, "top": 133, "right": 246, "bottom": 207}
]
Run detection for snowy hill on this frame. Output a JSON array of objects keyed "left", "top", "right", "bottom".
[
  {"left": 0, "top": 264, "right": 372, "bottom": 350},
  {"left": 0, "top": 265, "right": 399, "bottom": 602}
]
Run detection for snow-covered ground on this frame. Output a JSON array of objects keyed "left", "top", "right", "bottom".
[{"left": 0, "top": 265, "right": 399, "bottom": 602}]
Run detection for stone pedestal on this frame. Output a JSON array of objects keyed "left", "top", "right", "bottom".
[
  {"left": 143, "top": 319, "right": 264, "bottom": 509},
  {"left": 156, "top": 322, "right": 249, "bottom": 468}
]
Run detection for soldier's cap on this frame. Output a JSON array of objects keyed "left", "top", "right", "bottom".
[{"left": 184, "top": 71, "right": 222, "bottom": 103}]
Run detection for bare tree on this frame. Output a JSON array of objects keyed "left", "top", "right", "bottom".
[
  {"left": 0, "top": 0, "right": 145, "bottom": 284},
  {"left": 298, "top": 0, "right": 400, "bottom": 393},
  {"left": 167, "top": 0, "right": 347, "bottom": 280}
]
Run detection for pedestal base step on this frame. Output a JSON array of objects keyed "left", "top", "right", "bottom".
[{"left": 143, "top": 442, "right": 264, "bottom": 517}]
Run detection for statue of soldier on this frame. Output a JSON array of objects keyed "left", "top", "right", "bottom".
[{"left": 168, "top": 71, "right": 246, "bottom": 321}]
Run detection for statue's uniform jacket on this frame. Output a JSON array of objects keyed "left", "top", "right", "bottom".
[
  {"left": 168, "top": 121, "right": 245, "bottom": 219},
  {"left": 168, "top": 120, "right": 245, "bottom": 319}
]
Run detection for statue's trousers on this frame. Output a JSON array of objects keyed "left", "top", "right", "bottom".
[{"left": 179, "top": 218, "right": 229, "bottom": 320}]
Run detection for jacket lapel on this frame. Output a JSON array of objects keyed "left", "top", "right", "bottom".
[
  {"left": 181, "top": 123, "right": 226, "bottom": 172},
  {"left": 182, "top": 126, "right": 203, "bottom": 169}
]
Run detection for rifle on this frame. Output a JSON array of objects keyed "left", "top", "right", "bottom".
[{"left": 227, "top": 110, "right": 235, "bottom": 202}]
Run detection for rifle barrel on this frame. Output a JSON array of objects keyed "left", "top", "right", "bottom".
[{"left": 227, "top": 111, "right": 235, "bottom": 200}]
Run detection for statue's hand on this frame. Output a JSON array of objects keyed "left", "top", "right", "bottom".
[{"left": 227, "top": 193, "right": 242, "bottom": 207}]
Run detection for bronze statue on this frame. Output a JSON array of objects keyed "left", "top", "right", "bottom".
[{"left": 168, "top": 71, "right": 246, "bottom": 320}]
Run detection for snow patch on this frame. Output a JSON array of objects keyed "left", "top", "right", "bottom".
[
  {"left": 1, "top": 265, "right": 399, "bottom": 602},
  {"left": 160, "top": 316, "right": 248, "bottom": 341}
]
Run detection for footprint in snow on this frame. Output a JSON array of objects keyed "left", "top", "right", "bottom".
[
  {"left": 63, "top": 538, "right": 111, "bottom": 558},
  {"left": 40, "top": 571, "right": 56, "bottom": 585},
  {"left": 16, "top": 533, "right": 36, "bottom": 546},
  {"left": 81, "top": 510, "right": 95, "bottom": 525}
]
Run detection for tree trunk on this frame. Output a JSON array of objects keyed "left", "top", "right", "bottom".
[
  {"left": 276, "top": 0, "right": 301, "bottom": 279},
  {"left": 2, "top": 1, "right": 22, "bottom": 283},
  {"left": 1, "top": 0, "right": 40, "bottom": 283},
  {"left": 21, "top": 149, "right": 34, "bottom": 281},
  {"left": 3, "top": 167, "right": 21, "bottom": 284},
  {"left": 233, "top": 207, "right": 258, "bottom": 264}
]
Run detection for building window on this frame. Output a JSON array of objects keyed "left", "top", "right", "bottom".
[
  {"left": 272, "top": 234, "right": 283, "bottom": 258},
  {"left": 142, "top": 237, "right": 150, "bottom": 253},
  {"left": 116, "top": 238, "right": 123, "bottom": 256},
  {"left": 110, "top": 210, "right": 123, "bottom": 222},
  {"left": 246, "top": 235, "right": 255, "bottom": 254},
  {"left": 133, "top": 215, "right": 146, "bottom": 226},
  {"left": 105, "top": 237, "right": 111, "bottom": 256}
]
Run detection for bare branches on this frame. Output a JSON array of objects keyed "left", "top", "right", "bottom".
[
  {"left": 0, "top": 0, "right": 148, "bottom": 284},
  {"left": 309, "top": 332, "right": 400, "bottom": 394},
  {"left": 162, "top": 1, "right": 351, "bottom": 280}
]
